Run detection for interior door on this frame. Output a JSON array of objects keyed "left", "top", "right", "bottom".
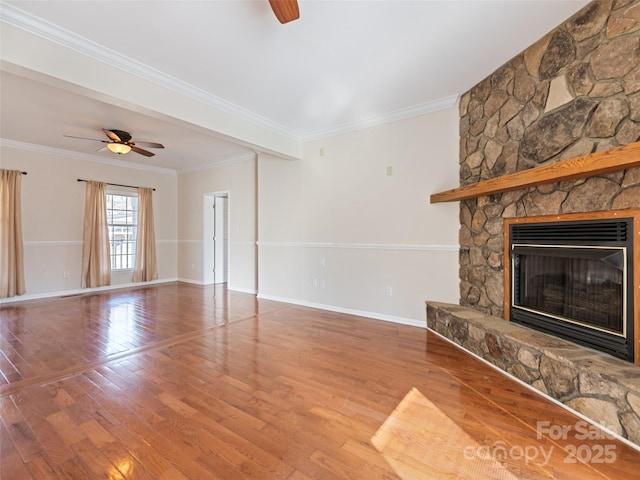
[
  {"left": 203, "top": 195, "right": 215, "bottom": 285},
  {"left": 213, "top": 195, "right": 228, "bottom": 284}
]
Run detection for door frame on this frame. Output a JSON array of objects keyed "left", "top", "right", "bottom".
[{"left": 203, "top": 191, "right": 230, "bottom": 285}]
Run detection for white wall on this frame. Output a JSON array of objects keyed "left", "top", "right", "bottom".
[
  {"left": 177, "top": 157, "right": 257, "bottom": 293},
  {"left": 257, "top": 107, "right": 461, "bottom": 325},
  {"left": 0, "top": 145, "right": 178, "bottom": 299},
  {"left": 2, "top": 106, "right": 460, "bottom": 324}
]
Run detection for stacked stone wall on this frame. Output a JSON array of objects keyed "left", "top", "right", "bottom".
[{"left": 459, "top": 0, "right": 640, "bottom": 316}]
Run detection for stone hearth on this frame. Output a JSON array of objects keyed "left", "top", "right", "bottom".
[{"left": 427, "top": 301, "right": 640, "bottom": 447}]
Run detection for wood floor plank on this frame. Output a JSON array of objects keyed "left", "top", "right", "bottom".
[
  {"left": 1, "top": 418, "right": 36, "bottom": 480},
  {"left": 24, "top": 454, "right": 61, "bottom": 480},
  {"left": 1, "top": 283, "right": 639, "bottom": 479},
  {"left": 51, "top": 455, "right": 96, "bottom": 480},
  {"left": 10, "top": 399, "right": 76, "bottom": 467}
]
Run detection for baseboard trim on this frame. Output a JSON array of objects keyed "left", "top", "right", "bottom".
[
  {"left": 176, "top": 277, "right": 204, "bottom": 285},
  {"left": 0, "top": 278, "right": 179, "bottom": 304},
  {"left": 256, "top": 293, "right": 425, "bottom": 328},
  {"left": 229, "top": 286, "right": 258, "bottom": 295}
]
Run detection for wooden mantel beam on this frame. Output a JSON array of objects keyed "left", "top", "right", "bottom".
[{"left": 430, "top": 141, "right": 640, "bottom": 203}]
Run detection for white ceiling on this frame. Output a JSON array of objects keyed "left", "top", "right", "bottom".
[{"left": 0, "top": 0, "right": 589, "bottom": 173}]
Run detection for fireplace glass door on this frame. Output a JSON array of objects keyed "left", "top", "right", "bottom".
[{"left": 512, "top": 245, "right": 626, "bottom": 336}]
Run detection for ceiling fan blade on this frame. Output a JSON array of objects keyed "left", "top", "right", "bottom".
[
  {"left": 132, "top": 141, "right": 164, "bottom": 149},
  {"left": 63, "top": 134, "right": 106, "bottom": 142},
  {"left": 269, "top": 0, "right": 299, "bottom": 24},
  {"left": 96, "top": 146, "right": 108, "bottom": 153},
  {"left": 130, "top": 145, "right": 155, "bottom": 157},
  {"left": 102, "top": 129, "right": 122, "bottom": 143},
  {"left": 67, "top": 129, "right": 160, "bottom": 154}
]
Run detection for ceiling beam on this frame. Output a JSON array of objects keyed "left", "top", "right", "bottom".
[{"left": 0, "top": 19, "right": 302, "bottom": 160}]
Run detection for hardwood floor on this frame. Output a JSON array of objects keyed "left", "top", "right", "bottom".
[{"left": 1, "top": 282, "right": 638, "bottom": 479}]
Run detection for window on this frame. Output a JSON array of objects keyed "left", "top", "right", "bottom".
[{"left": 106, "top": 192, "right": 138, "bottom": 270}]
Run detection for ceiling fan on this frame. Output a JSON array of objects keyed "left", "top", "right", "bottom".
[
  {"left": 64, "top": 129, "right": 164, "bottom": 157},
  {"left": 269, "top": 0, "right": 299, "bottom": 24}
]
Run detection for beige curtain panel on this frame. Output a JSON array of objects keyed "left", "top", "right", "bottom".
[
  {"left": 81, "top": 181, "right": 111, "bottom": 288},
  {"left": 0, "top": 169, "right": 26, "bottom": 298},
  {"left": 132, "top": 186, "right": 158, "bottom": 282}
]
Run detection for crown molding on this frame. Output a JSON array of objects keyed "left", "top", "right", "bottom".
[
  {"left": 0, "top": 3, "right": 298, "bottom": 141},
  {"left": 0, "top": 138, "right": 178, "bottom": 175},
  {"left": 1, "top": 3, "right": 460, "bottom": 144},
  {"left": 300, "top": 94, "right": 460, "bottom": 142}
]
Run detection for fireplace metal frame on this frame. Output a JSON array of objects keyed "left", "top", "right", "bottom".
[{"left": 503, "top": 209, "right": 640, "bottom": 365}]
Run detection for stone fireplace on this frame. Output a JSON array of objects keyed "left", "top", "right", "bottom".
[
  {"left": 427, "top": 1, "right": 640, "bottom": 447},
  {"left": 451, "top": 0, "right": 640, "bottom": 363},
  {"left": 455, "top": 0, "right": 640, "bottom": 326}
]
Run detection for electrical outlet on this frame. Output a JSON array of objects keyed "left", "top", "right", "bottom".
[
  {"left": 385, "top": 286, "right": 393, "bottom": 297},
  {"left": 320, "top": 258, "right": 326, "bottom": 267},
  {"left": 320, "top": 280, "right": 326, "bottom": 289},
  {"left": 63, "top": 271, "right": 69, "bottom": 279},
  {"left": 313, "top": 278, "right": 318, "bottom": 288}
]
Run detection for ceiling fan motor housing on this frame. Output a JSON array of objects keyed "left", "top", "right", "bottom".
[{"left": 109, "top": 129, "right": 132, "bottom": 143}]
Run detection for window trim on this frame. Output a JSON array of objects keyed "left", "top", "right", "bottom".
[{"left": 106, "top": 190, "right": 138, "bottom": 272}]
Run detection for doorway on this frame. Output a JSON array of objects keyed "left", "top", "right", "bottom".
[{"left": 203, "top": 192, "right": 229, "bottom": 285}]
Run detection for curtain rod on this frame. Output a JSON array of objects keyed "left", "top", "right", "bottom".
[{"left": 77, "top": 179, "right": 156, "bottom": 191}]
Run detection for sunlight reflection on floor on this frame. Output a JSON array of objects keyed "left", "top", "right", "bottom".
[
  {"left": 372, "top": 387, "right": 520, "bottom": 479},
  {"left": 106, "top": 303, "right": 138, "bottom": 355}
]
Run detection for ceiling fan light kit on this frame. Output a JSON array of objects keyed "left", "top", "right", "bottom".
[{"left": 107, "top": 142, "right": 132, "bottom": 155}]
